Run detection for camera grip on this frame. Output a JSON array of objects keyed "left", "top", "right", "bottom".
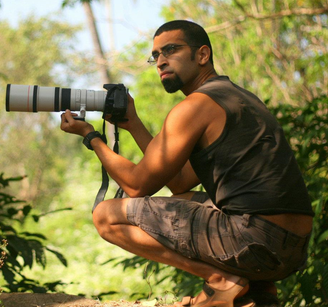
[{"left": 73, "top": 116, "right": 85, "bottom": 121}]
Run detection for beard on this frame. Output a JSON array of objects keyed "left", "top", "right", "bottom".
[{"left": 161, "top": 74, "right": 184, "bottom": 93}]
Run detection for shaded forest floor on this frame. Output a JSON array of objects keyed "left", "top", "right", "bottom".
[
  {"left": 0, "top": 293, "right": 156, "bottom": 307},
  {"left": 0, "top": 292, "right": 283, "bottom": 307}
]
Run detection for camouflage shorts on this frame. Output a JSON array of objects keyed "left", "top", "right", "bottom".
[{"left": 126, "top": 192, "right": 311, "bottom": 281}]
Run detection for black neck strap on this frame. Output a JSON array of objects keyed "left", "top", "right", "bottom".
[{"left": 92, "top": 120, "right": 123, "bottom": 213}]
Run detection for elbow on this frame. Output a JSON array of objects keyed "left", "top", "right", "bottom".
[
  {"left": 121, "top": 172, "right": 164, "bottom": 198},
  {"left": 127, "top": 190, "right": 146, "bottom": 198},
  {"left": 124, "top": 185, "right": 157, "bottom": 199},
  {"left": 169, "top": 187, "right": 189, "bottom": 196}
]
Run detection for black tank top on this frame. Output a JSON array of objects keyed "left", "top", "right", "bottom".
[{"left": 190, "top": 76, "right": 314, "bottom": 216}]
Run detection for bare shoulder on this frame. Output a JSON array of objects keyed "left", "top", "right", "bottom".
[
  {"left": 166, "top": 92, "right": 225, "bottom": 128},
  {"left": 176, "top": 91, "right": 219, "bottom": 108},
  {"left": 165, "top": 92, "right": 226, "bottom": 149}
]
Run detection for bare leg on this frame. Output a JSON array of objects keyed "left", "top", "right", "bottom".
[{"left": 93, "top": 198, "right": 249, "bottom": 304}]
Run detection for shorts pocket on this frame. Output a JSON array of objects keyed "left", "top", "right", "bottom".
[
  {"left": 176, "top": 237, "right": 197, "bottom": 259},
  {"left": 219, "top": 243, "right": 282, "bottom": 279}
]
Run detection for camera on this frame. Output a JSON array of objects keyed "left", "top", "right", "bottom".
[{"left": 6, "top": 83, "right": 128, "bottom": 121}]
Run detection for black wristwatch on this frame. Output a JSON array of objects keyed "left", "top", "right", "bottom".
[{"left": 83, "top": 131, "right": 102, "bottom": 150}]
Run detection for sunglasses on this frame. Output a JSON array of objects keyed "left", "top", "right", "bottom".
[{"left": 147, "top": 44, "right": 201, "bottom": 65}]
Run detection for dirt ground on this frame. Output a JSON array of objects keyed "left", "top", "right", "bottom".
[
  {"left": 0, "top": 293, "right": 145, "bottom": 307},
  {"left": 0, "top": 292, "right": 282, "bottom": 307}
]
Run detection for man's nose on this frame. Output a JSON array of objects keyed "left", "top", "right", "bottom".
[{"left": 156, "top": 53, "right": 168, "bottom": 68}]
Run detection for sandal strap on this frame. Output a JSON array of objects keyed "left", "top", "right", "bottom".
[
  {"left": 203, "top": 277, "right": 248, "bottom": 297},
  {"left": 202, "top": 282, "right": 215, "bottom": 297},
  {"left": 236, "top": 278, "right": 249, "bottom": 288}
]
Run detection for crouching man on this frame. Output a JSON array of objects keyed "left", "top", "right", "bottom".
[{"left": 61, "top": 20, "right": 314, "bottom": 307}]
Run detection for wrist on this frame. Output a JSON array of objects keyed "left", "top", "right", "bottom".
[
  {"left": 127, "top": 117, "right": 144, "bottom": 132},
  {"left": 82, "top": 128, "right": 95, "bottom": 138}
]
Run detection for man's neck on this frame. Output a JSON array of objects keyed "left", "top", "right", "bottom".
[{"left": 181, "top": 69, "right": 218, "bottom": 96}]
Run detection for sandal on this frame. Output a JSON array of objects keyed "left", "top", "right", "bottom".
[{"left": 179, "top": 277, "right": 254, "bottom": 307}]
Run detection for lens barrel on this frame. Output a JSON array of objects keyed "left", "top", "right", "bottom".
[{"left": 6, "top": 84, "right": 106, "bottom": 113}]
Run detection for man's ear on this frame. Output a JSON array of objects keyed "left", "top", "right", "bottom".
[{"left": 198, "top": 45, "right": 211, "bottom": 65}]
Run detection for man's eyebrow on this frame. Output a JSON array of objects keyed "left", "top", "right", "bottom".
[{"left": 151, "top": 43, "right": 173, "bottom": 55}]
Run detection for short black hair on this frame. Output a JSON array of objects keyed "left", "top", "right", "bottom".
[{"left": 154, "top": 20, "right": 213, "bottom": 65}]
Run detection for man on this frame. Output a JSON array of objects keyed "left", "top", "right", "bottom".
[{"left": 61, "top": 20, "right": 314, "bottom": 307}]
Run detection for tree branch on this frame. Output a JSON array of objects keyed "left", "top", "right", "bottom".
[
  {"left": 247, "top": 6, "right": 328, "bottom": 20},
  {"left": 206, "top": 4, "right": 328, "bottom": 33}
]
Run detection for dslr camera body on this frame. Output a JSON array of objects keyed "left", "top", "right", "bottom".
[{"left": 6, "top": 83, "right": 128, "bottom": 122}]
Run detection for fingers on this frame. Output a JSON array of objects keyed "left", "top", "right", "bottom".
[
  {"left": 61, "top": 109, "right": 78, "bottom": 123},
  {"left": 60, "top": 110, "right": 94, "bottom": 136},
  {"left": 60, "top": 110, "right": 73, "bottom": 130}
]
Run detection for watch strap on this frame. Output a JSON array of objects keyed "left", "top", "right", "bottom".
[{"left": 83, "top": 131, "right": 102, "bottom": 150}]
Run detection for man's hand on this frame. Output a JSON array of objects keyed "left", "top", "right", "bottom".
[
  {"left": 104, "top": 93, "right": 139, "bottom": 132},
  {"left": 60, "top": 110, "right": 95, "bottom": 137}
]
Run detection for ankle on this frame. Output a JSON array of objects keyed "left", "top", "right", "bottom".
[{"left": 206, "top": 274, "right": 249, "bottom": 293}]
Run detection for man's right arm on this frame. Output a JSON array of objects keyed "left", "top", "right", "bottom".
[{"left": 116, "top": 94, "right": 200, "bottom": 194}]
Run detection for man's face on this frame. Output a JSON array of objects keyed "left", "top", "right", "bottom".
[{"left": 152, "top": 30, "right": 198, "bottom": 93}]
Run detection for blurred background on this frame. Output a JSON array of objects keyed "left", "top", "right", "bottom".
[{"left": 0, "top": 1, "right": 327, "bottom": 306}]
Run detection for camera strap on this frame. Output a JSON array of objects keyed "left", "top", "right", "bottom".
[{"left": 92, "top": 120, "right": 123, "bottom": 213}]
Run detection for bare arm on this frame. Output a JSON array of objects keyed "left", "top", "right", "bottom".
[
  {"left": 111, "top": 94, "right": 201, "bottom": 194},
  {"left": 60, "top": 93, "right": 225, "bottom": 197},
  {"left": 61, "top": 97, "right": 205, "bottom": 197}
]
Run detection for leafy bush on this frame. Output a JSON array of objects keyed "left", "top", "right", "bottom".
[
  {"left": 0, "top": 173, "right": 68, "bottom": 293},
  {"left": 270, "top": 95, "right": 328, "bottom": 306}
]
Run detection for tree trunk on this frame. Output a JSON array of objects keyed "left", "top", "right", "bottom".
[{"left": 83, "top": 1, "right": 111, "bottom": 84}]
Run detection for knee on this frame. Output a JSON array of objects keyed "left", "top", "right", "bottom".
[
  {"left": 92, "top": 198, "right": 128, "bottom": 241},
  {"left": 92, "top": 201, "right": 112, "bottom": 238}
]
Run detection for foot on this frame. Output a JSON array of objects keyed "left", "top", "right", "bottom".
[{"left": 174, "top": 277, "right": 252, "bottom": 307}]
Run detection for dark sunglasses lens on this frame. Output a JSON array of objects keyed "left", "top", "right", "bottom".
[{"left": 165, "top": 45, "right": 176, "bottom": 56}]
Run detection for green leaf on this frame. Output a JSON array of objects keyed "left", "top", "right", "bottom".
[
  {"left": 322, "top": 265, "right": 328, "bottom": 300},
  {"left": 1, "top": 266, "right": 16, "bottom": 285},
  {"left": 20, "top": 232, "right": 47, "bottom": 240},
  {"left": 32, "top": 215, "right": 40, "bottom": 222},
  {"left": 28, "top": 240, "right": 47, "bottom": 268},
  {"left": 22, "top": 205, "right": 32, "bottom": 216},
  {"left": 6, "top": 207, "right": 18, "bottom": 217},
  {"left": 6, "top": 235, "right": 34, "bottom": 268},
  {"left": 318, "top": 230, "right": 328, "bottom": 244},
  {"left": 300, "top": 272, "right": 314, "bottom": 304},
  {"left": 46, "top": 247, "right": 68, "bottom": 267}
]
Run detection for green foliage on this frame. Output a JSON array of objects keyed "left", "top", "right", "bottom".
[
  {"left": 270, "top": 96, "right": 328, "bottom": 205},
  {"left": 0, "top": 173, "right": 69, "bottom": 293},
  {"left": 0, "top": 16, "right": 85, "bottom": 86},
  {"left": 270, "top": 96, "right": 328, "bottom": 306}
]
